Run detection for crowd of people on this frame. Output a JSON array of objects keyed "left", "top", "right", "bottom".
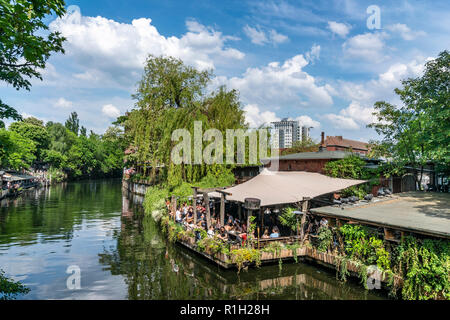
[{"left": 167, "top": 200, "right": 282, "bottom": 246}]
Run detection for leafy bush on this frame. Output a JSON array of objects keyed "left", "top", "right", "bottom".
[
  {"left": 230, "top": 248, "right": 261, "bottom": 273},
  {"left": 0, "top": 270, "right": 30, "bottom": 300},
  {"left": 279, "top": 207, "right": 300, "bottom": 233},
  {"left": 143, "top": 186, "right": 169, "bottom": 218},
  {"left": 392, "top": 236, "right": 450, "bottom": 300},
  {"left": 316, "top": 226, "right": 333, "bottom": 252}
]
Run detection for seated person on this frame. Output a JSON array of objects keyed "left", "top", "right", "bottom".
[
  {"left": 207, "top": 225, "right": 215, "bottom": 238},
  {"left": 262, "top": 228, "right": 270, "bottom": 239},
  {"left": 185, "top": 209, "right": 194, "bottom": 223},
  {"left": 269, "top": 226, "right": 280, "bottom": 238},
  {"left": 175, "top": 208, "right": 182, "bottom": 223},
  {"left": 320, "top": 217, "right": 329, "bottom": 228},
  {"left": 226, "top": 214, "right": 234, "bottom": 225},
  {"left": 218, "top": 227, "right": 228, "bottom": 241},
  {"left": 224, "top": 221, "right": 233, "bottom": 232}
]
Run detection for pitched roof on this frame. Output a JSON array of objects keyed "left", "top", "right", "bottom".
[
  {"left": 209, "top": 168, "right": 366, "bottom": 206},
  {"left": 261, "top": 150, "right": 359, "bottom": 162},
  {"left": 325, "top": 136, "right": 368, "bottom": 151}
]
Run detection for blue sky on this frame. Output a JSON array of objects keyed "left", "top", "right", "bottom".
[{"left": 1, "top": 0, "right": 449, "bottom": 142}]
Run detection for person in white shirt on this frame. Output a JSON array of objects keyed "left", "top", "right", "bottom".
[
  {"left": 207, "top": 225, "right": 215, "bottom": 238},
  {"left": 175, "top": 209, "right": 182, "bottom": 223}
]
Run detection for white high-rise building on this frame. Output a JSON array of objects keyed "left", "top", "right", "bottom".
[
  {"left": 271, "top": 118, "right": 312, "bottom": 148},
  {"left": 271, "top": 118, "right": 298, "bottom": 148}
]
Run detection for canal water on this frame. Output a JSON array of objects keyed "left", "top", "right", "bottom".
[{"left": 0, "top": 180, "right": 386, "bottom": 300}]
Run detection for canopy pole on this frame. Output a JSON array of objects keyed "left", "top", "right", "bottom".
[
  {"left": 203, "top": 192, "right": 211, "bottom": 230},
  {"left": 300, "top": 197, "right": 310, "bottom": 243},
  {"left": 171, "top": 196, "right": 177, "bottom": 222},
  {"left": 220, "top": 193, "right": 225, "bottom": 226},
  {"left": 192, "top": 187, "right": 198, "bottom": 225}
]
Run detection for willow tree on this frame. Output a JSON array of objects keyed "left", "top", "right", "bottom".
[{"left": 126, "top": 55, "right": 248, "bottom": 189}]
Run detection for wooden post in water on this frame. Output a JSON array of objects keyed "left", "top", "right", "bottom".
[{"left": 203, "top": 192, "right": 211, "bottom": 230}]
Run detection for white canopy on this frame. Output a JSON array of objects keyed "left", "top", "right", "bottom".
[{"left": 209, "top": 169, "right": 366, "bottom": 207}]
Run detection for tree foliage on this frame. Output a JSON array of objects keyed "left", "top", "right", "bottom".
[
  {"left": 368, "top": 50, "right": 450, "bottom": 180},
  {"left": 281, "top": 138, "right": 319, "bottom": 155},
  {"left": 124, "top": 55, "right": 253, "bottom": 192},
  {"left": 0, "top": 0, "right": 67, "bottom": 126},
  {"left": 1, "top": 113, "right": 125, "bottom": 179}
]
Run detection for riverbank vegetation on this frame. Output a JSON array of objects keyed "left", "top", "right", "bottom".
[{"left": 1, "top": 113, "right": 125, "bottom": 180}]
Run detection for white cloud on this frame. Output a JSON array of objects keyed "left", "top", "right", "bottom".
[
  {"left": 243, "top": 25, "right": 288, "bottom": 45},
  {"left": 269, "top": 29, "right": 288, "bottom": 44},
  {"left": 49, "top": 6, "right": 244, "bottom": 88},
  {"left": 323, "top": 113, "right": 360, "bottom": 130},
  {"left": 328, "top": 21, "right": 351, "bottom": 38},
  {"left": 387, "top": 23, "right": 426, "bottom": 41},
  {"left": 53, "top": 97, "right": 73, "bottom": 108},
  {"left": 217, "top": 53, "right": 333, "bottom": 110},
  {"left": 305, "top": 44, "right": 321, "bottom": 63},
  {"left": 342, "top": 32, "right": 387, "bottom": 62},
  {"left": 295, "top": 115, "right": 320, "bottom": 128},
  {"left": 325, "top": 57, "right": 429, "bottom": 130},
  {"left": 243, "top": 104, "right": 280, "bottom": 128},
  {"left": 102, "top": 104, "right": 121, "bottom": 118},
  {"left": 243, "top": 25, "right": 267, "bottom": 45}
]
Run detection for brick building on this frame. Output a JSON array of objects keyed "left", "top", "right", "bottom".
[
  {"left": 262, "top": 150, "right": 364, "bottom": 174},
  {"left": 323, "top": 133, "right": 369, "bottom": 155}
]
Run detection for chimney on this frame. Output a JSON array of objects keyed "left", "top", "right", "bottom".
[{"left": 319, "top": 132, "right": 325, "bottom": 152}]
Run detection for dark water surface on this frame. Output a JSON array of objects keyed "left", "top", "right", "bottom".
[{"left": 0, "top": 180, "right": 386, "bottom": 300}]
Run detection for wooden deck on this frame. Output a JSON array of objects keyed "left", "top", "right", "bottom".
[
  {"left": 176, "top": 238, "right": 401, "bottom": 286},
  {"left": 310, "top": 192, "right": 450, "bottom": 239}
]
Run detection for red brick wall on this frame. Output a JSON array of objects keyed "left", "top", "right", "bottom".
[{"left": 274, "top": 159, "right": 331, "bottom": 173}]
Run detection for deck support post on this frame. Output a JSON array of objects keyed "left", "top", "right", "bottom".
[{"left": 300, "top": 197, "right": 310, "bottom": 243}]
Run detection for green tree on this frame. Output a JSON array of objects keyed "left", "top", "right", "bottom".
[
  {"left": 65, "top": 111, "right": 80, "bottom": 135},
  {"left": 46, "top": 121, "right": 75, "bottom": 153},
  {"left": 281, "top": 137, "right": 319, "bottom": 155},
  {"left": 0, "top": 0, "right": 66, "bottom": 126},
  {"left": 126, "top": 55, "right": 252, "bottom": 189},
  {"left": 0, "top": 129, "right": 36, "bottom": 169},
  {"left": 9, "top": 118, "right": 49, "bottom": 161},
  {"left": 368, "top": 51, "right": 450, "bottom": 185}
]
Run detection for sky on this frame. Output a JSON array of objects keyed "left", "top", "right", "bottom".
[{"left": 1, "top": 0, "right": 449, "bottom": 142}]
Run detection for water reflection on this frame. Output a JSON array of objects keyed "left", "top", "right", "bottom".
[{"left": 0, "top": 180, "right": 386, "bottom": 300}]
